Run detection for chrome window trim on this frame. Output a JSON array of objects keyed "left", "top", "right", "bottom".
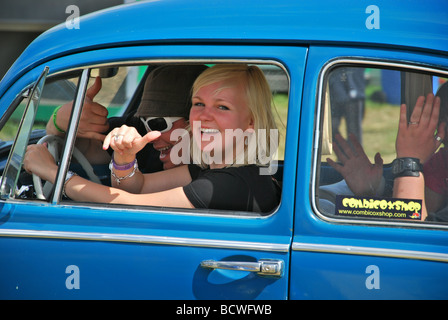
[
  {"left": 311, "top": 57, "right": 448, "bottom": 230},
  {"left": 3, "top": 196, "right": 269, "bottom": 221},
  {"left": 51, "top": 69, "right": 90, "bottom": 204},
  {"left": 0, "top": 228, "right": 290, "bottom": 253},
  {"left": 292, "top": 241, "right": 448, "bottom": 263},
  {"left": 48, "top": 58, "right": 290, "bottom": 85}
]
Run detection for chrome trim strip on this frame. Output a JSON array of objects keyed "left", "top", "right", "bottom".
[
  {"left": 51, "top": 69, "right": 90, "bottom": 204},
  {"left": 292, "top": 242, "right": 448, "bottom": 263},
  {"left": 0, "top": 229, "right": 290, "bottom": 253},
  {"left": 311, "top": 57, "right": 448, "bottom": 230},
  {"left": 48, "top": 58, "right": 290, "bottom": 83}
]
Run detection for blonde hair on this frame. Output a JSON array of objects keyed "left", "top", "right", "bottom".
[{"left": 190, "top": 64, "right": 278, "bottom": 168}]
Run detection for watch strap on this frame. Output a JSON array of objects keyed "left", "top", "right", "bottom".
[{"left": 392, "top": 157, "right": 423, "bottom": 178}]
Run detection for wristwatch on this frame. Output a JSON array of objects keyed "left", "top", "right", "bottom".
[{"left": 391, "top": 157, "right": 423, "bottom": 178}]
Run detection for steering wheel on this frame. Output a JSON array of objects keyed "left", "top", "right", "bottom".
[{"left": 33, "top": 135, "right": 101, "bottom": 200}]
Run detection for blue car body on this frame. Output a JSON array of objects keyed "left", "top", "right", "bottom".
[{"left": 0, "top": 0, "right": 447, "bottom": 299}]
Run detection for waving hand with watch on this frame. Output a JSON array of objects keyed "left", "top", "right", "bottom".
[{"left": 328, "top": 93, "right": 444, "bottom": 220}]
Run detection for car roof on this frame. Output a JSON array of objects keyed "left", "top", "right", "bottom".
[{"left": 1, "top": 0, "right": 447, "bottom": 94}]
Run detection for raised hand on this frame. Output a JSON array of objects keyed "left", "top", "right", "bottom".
[
  {"left": 392, "top": 93, "right": 444, "bottom": 220},
  {"left": 327, "top": 133, "right": 384, "bottom": 196},
  {"left": 103, "top": 125, "right": 161, "bottom": 164},
  {"left": 396, "top": 93, "right": 444, "bottom": 162},
  {"left": 49, "top": 77, "right": 109, "bottom": 140}
]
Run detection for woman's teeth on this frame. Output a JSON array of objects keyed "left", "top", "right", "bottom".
[{"left": 201, "top": 128, "right": 219, "bottom": 133}]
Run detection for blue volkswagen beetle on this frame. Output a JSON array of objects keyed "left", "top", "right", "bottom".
[{"left": 0, "top": 0, "right": 447, "bottom": 300}]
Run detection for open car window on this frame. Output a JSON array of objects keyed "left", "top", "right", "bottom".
[
  {"left": 65, "top": 62, "right": 289, "bottom": 216},
  {"left": 2, "top": 62, "right": 289, "bottom": 217},
  {"left": 315, "top": 62, "right": 448, "bottom": 226}
]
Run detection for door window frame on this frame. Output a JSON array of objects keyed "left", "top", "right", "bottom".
[
  {"left": 311, "top": 57, "right": 448, "bottom": 230},
  {"left": 3, "top": 58, "right": 292, "bottom": 219}
]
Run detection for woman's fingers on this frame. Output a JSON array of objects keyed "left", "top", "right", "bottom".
[
  {"left": 102, "top": 125, "right": 161, "bottom": 157},
  {"left": 103, "top": 125, "right": 134, "bottom": 150},
  {"left": 396, "top": 93, "right": 441, "bottom": 162},
  {"left": 419, "top": 94, "right": 435, "bottom": 126},
  {"left": 408, "top": 95, "right": 426, "bottom": 125}
]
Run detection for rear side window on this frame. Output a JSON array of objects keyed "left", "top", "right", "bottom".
[{"left": 315, "top": 62, "right": 448, "bottom": 226}]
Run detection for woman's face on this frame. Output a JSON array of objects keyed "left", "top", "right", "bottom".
[{"left": 190, "top": 79, "right": 254, "bottom": 167}]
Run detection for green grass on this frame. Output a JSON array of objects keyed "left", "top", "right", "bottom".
[{"left": 362, "top": 102, "right": 400, "bottom": 163}]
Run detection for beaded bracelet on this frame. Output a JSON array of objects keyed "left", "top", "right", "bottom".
[
  {"left": 109, "top": 159, "right": 138, "bottom": 185},
  {"left": 52, "top": 106, "right": 65, "bottom": 133}
]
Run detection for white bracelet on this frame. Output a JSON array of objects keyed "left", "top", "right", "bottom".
[{"left": 110, "top": 160, "right": 138, "bottom": 185}]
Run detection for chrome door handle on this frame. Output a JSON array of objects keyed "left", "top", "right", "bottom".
[{"left": 200, "top": 259, "right": 284, "bottom": 277}]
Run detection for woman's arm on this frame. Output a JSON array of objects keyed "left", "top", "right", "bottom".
[
  {"left": 110, "top": 162, "right": 193, "bottom": 194},
  {"left": 393, "top": 175, "right": 427, "bottom": 219},
  {"left": 393, "top": 94, "right": 444, "bottom": 220},
  {"left": 64, "top": 168, "right": 194, "bottom": 208},
  {"left": 24, "top": 143, "right": 194, "bottom": 208}
]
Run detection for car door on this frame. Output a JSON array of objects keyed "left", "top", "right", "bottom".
[
  {"left": 0, "top": 45, "right": 307, "bottom": 299},
  {"left": 290, "top": 45, "right": 448, "bottom": 299}
]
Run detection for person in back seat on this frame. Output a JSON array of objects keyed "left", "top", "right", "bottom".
[
  {"left": 420, "top": 82, "right": 448, "bottom": 218},
  {"left": 46, "top": 65, "right": 207, "bottom": 173},
  {"left": 326, "top": 87, "right": 446, "bottom": 221}
]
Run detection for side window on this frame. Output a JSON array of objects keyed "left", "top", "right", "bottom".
[
  {"left": 315, "top": 63, "right": 448, "bottom": 225},
  {"left": 8, "top": 62, "right": 289, "bottom": 216},
  {"left": 69, "top": 62, "right": 288, "bottom": 215}
]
